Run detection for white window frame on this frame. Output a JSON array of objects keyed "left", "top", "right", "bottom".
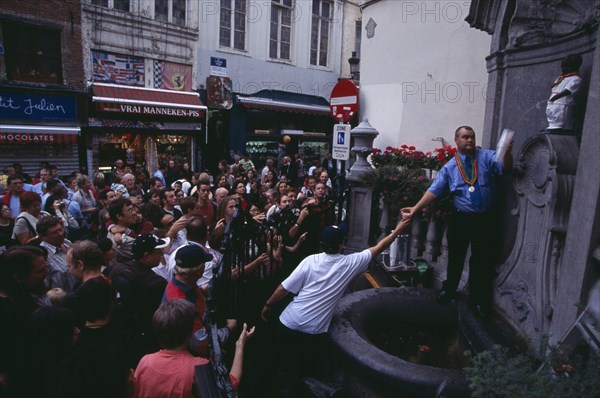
[
  {"left": 269, "top": 0, "right": 294, "bottom": 61},
  {"left": 219, "top": 0, "right": 247, "bottom": 51},
  {"left": 91, "top": 0, "right": 130, "bottom": 12},
  {"left": 154, "top": 0, "right": 187, "bottom": 25},
  {"left": 310, "top": 0, "right": 333, "bottom": 67}
]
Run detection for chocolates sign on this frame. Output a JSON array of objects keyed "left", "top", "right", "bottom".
[
  {"left": 0, "top": 133, "right": 54, "bottom": 144},
  {"left": 0, "top": 132, "right": 77, "bottom": 144}
]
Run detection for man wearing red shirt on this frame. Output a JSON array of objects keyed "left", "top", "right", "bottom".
[
  {"left": 162, "top": 245, "right": 235, "bottom": 357},
  {"left": 194, "top": 180, "right": 216, "bottom": 231}
]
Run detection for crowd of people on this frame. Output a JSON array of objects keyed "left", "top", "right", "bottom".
[
  {"left": 1, "top": 124, "right": 510, "bottom": 397},
  {"left": 0, "top": 152, "right": 351, "bottom": 398}
]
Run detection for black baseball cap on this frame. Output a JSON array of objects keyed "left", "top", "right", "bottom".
[
  {"left": 132, "top": 234, "right": 170, "bottom": 259},
  {"left": 175, "top": 245, "right": 213, "bottom": 268}
]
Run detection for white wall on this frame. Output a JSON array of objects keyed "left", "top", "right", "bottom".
[
  {"left": 360, "top": 0, "right": 491, "bottom": 152},
  {"left": 196, "top": 0, "right": 344, "bottom": 99},
  {"left": 340, "top": 0, "right": 362, "bottom": 80}
]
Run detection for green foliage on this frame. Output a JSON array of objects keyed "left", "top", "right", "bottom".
[
  {"left": 466, "top": 345, "right": 600, "bottom": 398},
  {"left": 360, "top": 166, "right": 431, "bottom": 208}
]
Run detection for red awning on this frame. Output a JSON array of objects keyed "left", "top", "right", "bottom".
[
  {"left": 92, "top": 83, "right": 206, "bottom": 118},
  {"left": 0, "top": 125, "right": 79, "bottom": 144},
  {"left": 238, "top": 96, "right": 331, "bottom": 116}
]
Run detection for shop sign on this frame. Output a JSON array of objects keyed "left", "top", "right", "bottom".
[
  {"left": 105, "top": 104, "right": 201, "bottom": 118},
  {"left": 0, "top": 92, "right": 76, "bottom": 121},
  {"left": 0, "top": 133, "right": 56, "bottom": 144},
  {"left": 303, "top": 132, "right": 326, "bottom": 137}
]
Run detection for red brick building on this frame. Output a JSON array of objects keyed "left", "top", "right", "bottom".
[{"left": 0, "top": 0, "right": 86, "bottom": 177}]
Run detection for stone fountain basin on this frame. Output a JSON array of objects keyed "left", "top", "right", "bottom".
[{"left": 329, "top": 287, "right": 495, "bottom": 398}]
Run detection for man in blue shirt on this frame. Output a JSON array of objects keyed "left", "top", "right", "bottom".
[{"left": 403, "top": 126, "right": 513, "bottom": 317}]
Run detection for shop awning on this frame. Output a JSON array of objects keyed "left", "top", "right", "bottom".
[
  {"left": 91, "top": 83, "right": 207, "bottom": 118},
  {"left": 0, "top": 124, "right": 79, "bottom": 144},
  {"left": 238, "top": 96, "right": 331, "bottom": 116}
]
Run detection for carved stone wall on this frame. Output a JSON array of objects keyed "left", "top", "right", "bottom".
[
  {"left": 467, "top": 0, "right": 600, "bottom": 351},
  {"left": 494, "top": 134, "right": 578, "bottom": 349}
]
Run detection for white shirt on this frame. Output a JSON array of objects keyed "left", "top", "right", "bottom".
[
  {"left": 261, "top": 166, "right": 270, "bottom": 184},
  {"left": 156, "top": 241, "right": 221, "bottom": 289},
  {"left": 280, "top": 249, "right": 372, "bottom": 334},
  {"left": 546, "top": 74, "right": 582, "bottom": 129}
]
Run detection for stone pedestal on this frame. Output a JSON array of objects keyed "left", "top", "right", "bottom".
[{"left": 345, "top": 119, "right": 379, "bottom": 253}]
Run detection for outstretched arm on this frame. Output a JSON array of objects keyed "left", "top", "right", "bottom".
[
  {"left": 369, "top": 218, "right": 412, "bottom": 258},
  {"left": 229, "top": 323, "right": 256, "bottom": 389},
  {"left": 401, "top": 191, "right": 437, "bottom": 219}
]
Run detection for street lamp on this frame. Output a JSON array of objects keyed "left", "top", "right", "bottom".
[{"left": 348, "top": 51, "right": 360, "bottom": 82}]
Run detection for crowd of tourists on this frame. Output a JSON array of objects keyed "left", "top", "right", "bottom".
[{"left": 0, "top": 153, "right": 345, "bottom": 398}]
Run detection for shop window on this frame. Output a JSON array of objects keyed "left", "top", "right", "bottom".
[
  {"left": 246, "top": 141, "right": 280, "bottom": 169},
  {"left": 91, "top": 0, "right": 130, "bottom": 12},
  {"left": 300, "top": 141, "right": 330, "bottom": 168},
  {"left": 1, "top": 21, "right": 62, "bottom": 84},
  {"left": 220, "top": 0, "right": 246, "bottom": 50},
  {"left": 95, "top": 133, "right": 191, "bottom": 173},
  {"left": 310, "top": 0, "right": 332, "bottom": 67},
  {"left": 270, "top": 0, "right": 293, "bottom": 60},
  {"left": 155, "top": 0, "right": 186, "bottom": 25}
]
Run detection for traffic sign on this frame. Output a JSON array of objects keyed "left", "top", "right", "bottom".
[
  {"left": 332, "top": 124, "right": 351, "bottom": 160},
  {"left": 330, "top": 79, "right": 358, "bottom": 122}
]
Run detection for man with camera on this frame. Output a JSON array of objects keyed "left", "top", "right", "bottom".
[{"left": 289, "top": 182, "right": 336, "bottom": 257}]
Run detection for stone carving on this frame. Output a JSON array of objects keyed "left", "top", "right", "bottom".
[
  {"left": 509, "top": 0, "right": 600, "bottom": 47},
  {"left": 365, "top": 18, "right": 377, "bottom": 39},
  {"left": 467, "top": 0, "right": 600, "bottom": 49},
  {"left": 499, "top": 280, "right": 541, "bottom": 347},
  {"left": 494, "top": 134, "right": 578, "bottom": 350}
]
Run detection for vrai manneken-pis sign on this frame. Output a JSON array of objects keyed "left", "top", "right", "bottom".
[
  {"left": 108, "top": 104, "right": 201, "bottom": 118},
  {"left": 332, "top": 124, "right": 351, "bottom": 160}
]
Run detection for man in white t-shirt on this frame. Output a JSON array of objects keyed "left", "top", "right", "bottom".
[{"left": 261, "top": 217, "right": 411, "bottom": 376}]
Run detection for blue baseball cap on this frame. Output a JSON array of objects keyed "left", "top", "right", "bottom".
[{"left": 320, "top": 223, "right": 349, "bottom": 247}]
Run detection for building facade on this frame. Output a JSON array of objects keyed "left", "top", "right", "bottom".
[
  {"left": 196, "top": 0, "right": 347, "bottom": 171},
  {"left": 80, "top": 0, "right": 206, "bottom": 177},
  {"left": 0, "top": 0, "right": 86, "bottom": 178}
]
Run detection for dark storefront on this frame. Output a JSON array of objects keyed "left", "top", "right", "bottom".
[
  {"left": 85, "top": 82, "right": 207, "bottom": 176},
  {"left": 230, "top": 90, "right": 336, "bottom": 171}
]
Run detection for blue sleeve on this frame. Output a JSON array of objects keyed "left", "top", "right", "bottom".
[
  {"left": 428, "top": 164, "right": 451, "bottom": 197},
  {"left": 483, "top": 150, "right": 503, "bottom": 176}
]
